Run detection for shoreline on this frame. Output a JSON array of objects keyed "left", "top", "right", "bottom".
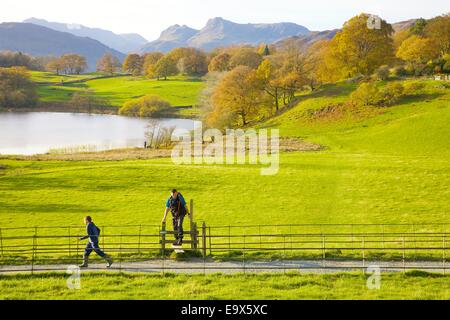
[{"left": 0, "top": 104, "right": 199, "bottom": 119}]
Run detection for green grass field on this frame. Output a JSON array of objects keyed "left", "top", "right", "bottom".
[
  {"left": 1, "top": 79, "right": 448, "bottom": 228},
  {"left": 0, "top": 271, "right": 448, "bottom": 300},
  {"left": 1, "top": 77, "right": 449, "bottom": 299},
  {"left": 29, "top": 71, "right": 103, "bottom": 84},
  {"left": 34, "top": 72, "right": 204, "bottom": 110}
]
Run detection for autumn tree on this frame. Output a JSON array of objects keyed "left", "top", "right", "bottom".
[
  {"left": 143, "top": 52, "right": 164, "bottom": 78},
  {"left": 176, "top": 48, "right": 208, "bottom": 75},
  {"left": 70, "top": 90, "right": 110, "bottom": 113},
  {"left": 396, "top": 36, "right": 439, "bottom": 68},
  {"left": 208, "top": 52, "right": 231, "bottom": 72},
  {"left": 306, "top": 39, "right": 335, "bottom": 85},
  {"left": 0, "top": 51, "right": 43, "bottom": 70},
  {"left": 256, "top": 59, "right": 283, "bottom": 112},
  {"left": 96, "top": 53, "right": 121, "bottom": 75},
  {"left": 0, "top": 67, "right": 37, "bottom": 108},
  {"left": 119, "top": 95, "right": 171, "bottom": 117},
  {"left": 45, "top": 58, "right": 65, "bottom": 75},
  {"left": 123, "top": 53, "right": 144, "bottom": 76},
  {"left": 229, "top": 48, "right": 263, "bottom": 69},
  {"left": 325, "top": 14, "right": 395, "bottom": 78},
  {"left": 424, "top": 15, "right": 450, "bottom": 58},
  {"left": 60, "top": 54, "right": 87, "bottom": 74},
  {"left": 154, "top": 55, "right": 178, "bottom": 80},
  {"left": 210, "top": 66, "right": 269, "bottom": 128}
]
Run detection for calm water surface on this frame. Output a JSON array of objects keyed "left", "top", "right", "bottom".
[{"left": 0, "top": 112, "right": 199, "bottom": 155}]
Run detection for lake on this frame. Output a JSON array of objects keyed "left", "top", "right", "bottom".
[{"left": 0, "top": 112, "right": 199, "bottom": 155}]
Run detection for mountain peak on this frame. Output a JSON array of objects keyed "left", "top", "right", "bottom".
[
  {"left": 142, "top": 18, "right": 310, "bottom": 53},
  {"left": 22, "top": 17, "right": 147, "bottom": 53},
  {"left": 159, "top": 24, "right": 198, "bottom": 42}
]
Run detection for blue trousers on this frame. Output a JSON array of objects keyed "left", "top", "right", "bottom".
[{"left": 84, "top": 241, "right": 106, "bottom": 257}]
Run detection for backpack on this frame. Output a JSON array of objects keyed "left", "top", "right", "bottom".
[{"left": 169, "top": 194, "right": 186, "bottom": 217}]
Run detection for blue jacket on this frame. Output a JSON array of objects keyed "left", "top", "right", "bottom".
[
  {"left": 166, "top": 194, "right": 187, "bottom": 209},
  {"left": 80, "top": 222, "right": 100, "bottom": 243}
]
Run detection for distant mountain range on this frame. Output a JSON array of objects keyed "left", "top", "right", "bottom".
[
  {"left": 0, "top": 16, "right": 427, "bottom": 71},
  {"left": 0, "top": 22, "right": 125, "bottom": 70},
  {"left": 141, "top": 17, "right": 311, "bottom": 53},
  {"left": 23, "top": 18, "right": 148, "bottom": 54}
]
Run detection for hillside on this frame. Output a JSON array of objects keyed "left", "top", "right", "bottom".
[
  {"left": 265, "top": 79, "right": 450, "bottom": 157},
  {"left": 0, "top": 22, "right": 125, "bottom": 70},
  {"left": 24, "top": 17, "right": 148, "bottom": 53},
  {"left": 141, "top": 17, "right": 310, "bottom": 52}
]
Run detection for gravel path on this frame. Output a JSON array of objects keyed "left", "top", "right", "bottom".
[{"left": 1, "top": 259, "right": 449, "bottom": 274}]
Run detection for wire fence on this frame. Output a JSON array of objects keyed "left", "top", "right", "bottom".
[{"left": 0, "top": 223, "right": 448, "bottom": 274}]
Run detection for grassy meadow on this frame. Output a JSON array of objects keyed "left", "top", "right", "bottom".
[
  {"left": 1, "top": 78, "right": 448, "bottom": 228},
  {"left": 0, "top": 271, "right": 448, "bottom": 300},
  {"left": 32, "top": 71, "right": 204, "bottom": 116},
  {"left": 29, "top": 71, "right": 103, "bottom": 84},
  {"left": 1, "top": 76, "right": 449, "bottom": 299},
  {"left": 1, "top": 77, "right": 449, "bottom": 261}
]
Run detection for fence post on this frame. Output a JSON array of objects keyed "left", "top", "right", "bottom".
[
  {"left": 443, "top": 233, "right": 446, "bottom": 275},
  {"left": 31, "top": 227, "right": 37, "bottom": 274},
  {"left": 243, "top": 235, "right": 246, "bottom": 274},
  {"left": 362, "top": 235, "right": 365, "bottom": 274},
  {"left": 228, "top": 225, "right": 231, "bottom": 252},
  {"left": 412, "top": 224, "right": 417, "bottom": 261},
  {"left": 138, "top": 225, "right": 142, "bottom": 254},
  {"left": 322, "top": 234, "right": 326, "bottom": 267},
  {"left": 161, "top": 223, "right": 166, "bottom": 255},
  {"left": 402, "top": 236, "right": 406, "bottom": 273},
  {"left": 190, "top": 222, "right": 196, "bottom": 250},
  {"left": 208, "top": 226, "right": 212, "bottom": 256},
  {"left": 202, "top": 222, "right": 207, "bottom": 258},
  {"left": 103, "top": 227, "right": 106, "bottom": 252},
  {"left": 351, "top": 224, "right": 354, "bottom": 255},
  {"left": 189, "top": 199, "right": 194, "bottom": 231},
  {"left": 160, "top": 224, "right": 166, "bottom": 276},
  {"left": 0, "top": 227, "right": 3, "bottom": 257},
  {"left": 76, "top": 231, "right": 80, "bottom": 265},
  {"left": 119, "top": 233, "right": 123, "bottom": 272},
  {"left": 68, "top": 227, "right": 71, "bottom": 260}
]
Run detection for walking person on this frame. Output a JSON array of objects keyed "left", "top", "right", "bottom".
[
  {"left": 162, "top": 189, "right": 190, "bottom": 246},
  {"left": 78, "top": 216, "right": 113, "bottom": 268}
]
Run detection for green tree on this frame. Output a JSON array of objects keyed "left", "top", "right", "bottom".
[
  {"left": 154, "top": 55, "right": 178, "bottom": 80},
  {"left": 410, "top": 18, "right": 428, "bottom": 36}
]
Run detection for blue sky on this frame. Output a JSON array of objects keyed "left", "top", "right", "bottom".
[{"left": 0, "top": 0, "right": 448, "bottom": 40}]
